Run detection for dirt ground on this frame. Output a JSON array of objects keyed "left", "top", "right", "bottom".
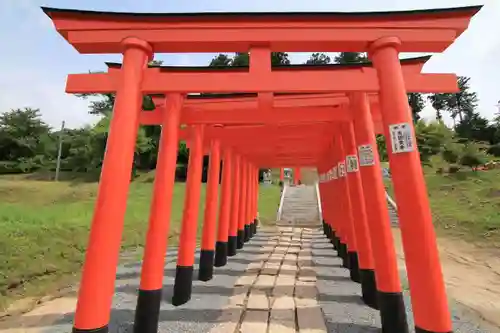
[{"left": 392, "top": 227, "right": 500, "bottom": 330}]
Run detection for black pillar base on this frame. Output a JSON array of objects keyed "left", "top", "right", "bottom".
[
  {"left": 360, "top": 269, "right": 378, "bottom": 309},
  {"left": 252, "top": 221, "right": 257, "bottom": 236},
  {"left": 348, "top": 251, "right": 361, "bottom": 283},
  {"left": 378, "top": 291, "right": 409, "bottom": 333},
  {"left": 172, "top": 265, "right": 194, "bottom": 306},
  {"left": 244, "top": 225, "right": 251, "bottom": 242},
  {"left": 237, "top": 229, "right": 245, "bottom": 249},
  {"left": 198, "top": 250, "right": 215, "bottom": 281},
  {"left": 334, "top": 237, "right": 340, "bottom": 253},
  {"left": 322, "top": 220, "right": 327, "bottom": 235},
  {"left": 331, "top": 231, "right": 337, "bottom": 250},
  {"left": 337, "top": 241, "right": 344, "bottom": 258},
  {"left": 73, "top": 326, "right": 108, "bottom": 333},
  {"left": 133, "top": 289, "right": 162, "bottom": 333},
  {"left": 228, "top": 236, "right": 237, "bottom": 256},
  {"left": 415, "top": 327, "right": 452, "bottom": 333},
  {"left": 340, "top": 243, "right": 349, "bottom": 268},
  {"left": 214, "top": 241, "right": 228, "bottom": 267}
]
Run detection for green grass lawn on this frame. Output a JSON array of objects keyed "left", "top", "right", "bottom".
[
  {"left": 385, "top": 167, "right": 500, "bottom": 247},
  {"left": 0, "top": 174, "right": 281, "bottom": 311}
]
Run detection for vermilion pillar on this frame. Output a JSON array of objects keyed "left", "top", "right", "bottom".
[
  {"left": 351, "top": 92, "right": 408, "bottom": 332},
  {"left": 228, "top": 155, "right": 241, "bottom": 256},
  {"left": 73, "top": 38, "right": 151, "bottom": 333},
  {"left": 237, "top": 161, "right": 248, "bottom": 248},
  {"left": 325, "top": 142, "right": 339, "bottom": 248},
  {"left": 198, "top": 139, "right": 221, "bottom": 281},
  {"left": 330, "top": 142, "right": 346, "bottom": 261},
  {"left": 249, "top": 165, "right": 256, "bottom": 237},
  {"left": 133, "top": 94, "right": 182, "bottom": 333},
  {"left": 335, "top": 135, "right": 358, "bottom": 277},
  {"left": 172, "top": 125, "right": 204, "bottom": 306},
  {"left": 253, "top": 167, "right": 259, "bottom": 234},
  {"left": 317, "top": 164, "right": 329, "bottom": 238},
  {"left": 328, "top": 148, "right": 343, "bottom": 254},
  {"left": 244, "top": 164, "right": 252, "bottom": 242},
  {"left": 342, "top": 122, "right": 377, "bottom": 307},
  {"left": 279, "top": 168, "right": 285, "bottom": 184},
  {"left": 214, "top": 148, "right": 233, "bottom": 267},
  {"left": 293, "top": 167, "right": 301, "bottom": 185},
  {"left": 371, "top": 37, "right": 451, "bottom": 333}
]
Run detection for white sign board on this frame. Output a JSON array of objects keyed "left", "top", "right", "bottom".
[
  {"left": 389, "top": 123, "right": 414, "bottom": 154},
  {"left": 358, "top": 144, "right": 375, "bottom": 166},
  {"left": 338, "top": 162, "right": 346, "bottom": 178},
  {"left": 346, "top": 155, "right": 359, "bottom": 173}
]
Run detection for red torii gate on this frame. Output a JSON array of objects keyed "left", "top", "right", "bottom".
[{"left": 43, "top": 5, "right": 481, "bottom": 333}]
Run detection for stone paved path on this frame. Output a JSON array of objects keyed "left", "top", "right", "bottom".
[
  {"left": 213, "top": 226, "right": 328, "bottom": 333},
  {"left": 1, "top": 225, "right": 494, "bottom": 332}
]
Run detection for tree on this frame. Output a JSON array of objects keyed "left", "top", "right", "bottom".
[
  {"left": 455, "top": 112, "right": 496, "bottom": 144},
  {"left": 414, "top": 120, "right": 454, "bottom": 165},
  {"left": 427, "top": 76, "right": 478, "bottom": 126},
  {"left": 228, "top": 52, "right": 291, "bottom": 67},
  {"left": 209, "top": 54, "right": 232, "bottom": 67},
  {"left": 0, "top": 108, "right": 52, "bottom": 162},
  {"left": 442, "top": 142, "right": 462, "bottom": 165},
  {"left": 408, "top": 93, "right": 425, "bottom": 122},
  {"left": 230, "top": 52, "right": 249, "bottom": 66},
  {"left": 63, "top": 127, "right": 99, "bottom": 172},
  {"left": 334, "top": 52, "right": 368, "bottom": 64},
  {"left": 271, "top": 52, "right": 290, "bottom": 66},
  {"left": 305, "top": 53, "right": 331, "bottom": 65},
  {"left": 376, "top": 135, "right": 388, "bottom": 162},
  {"left": 427, "top": 93, "right": 446, "bottom": 121},
  {"left": 460, "top": 143, "right": 488, "bottom": 171}
]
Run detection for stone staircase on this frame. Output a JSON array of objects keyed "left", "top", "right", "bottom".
[{"left": 278, "top": 184, "right": 321, "bottom": 227}]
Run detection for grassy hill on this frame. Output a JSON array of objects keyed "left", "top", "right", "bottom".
[
  {"left": 386, "top": 166, "right": 500, "bottom": 247},
  {"left": 0, "top": 173, "right": 281, "bottom": 312}
]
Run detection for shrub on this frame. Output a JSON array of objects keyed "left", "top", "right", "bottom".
[
  {"left": 442, "top": 143, "right": 462, "bottom": 164},
  {"left": 487, "top": 143, "right": 500, "bottom": 157},
  {"left": 459, "top": 143, "right": 488, "bottom": 171}
]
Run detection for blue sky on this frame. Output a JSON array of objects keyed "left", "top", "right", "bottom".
[{"left": 0, "top": 0, "right": 499, "bottom": 129}]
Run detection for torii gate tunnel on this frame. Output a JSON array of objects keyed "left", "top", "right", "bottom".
[{"left": 43, "top": 5, "right": 481, "bottom": 333}]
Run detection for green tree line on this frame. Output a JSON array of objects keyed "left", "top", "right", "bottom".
[{"left": 0, "top": 52, "right": 498, "bottom": 178}]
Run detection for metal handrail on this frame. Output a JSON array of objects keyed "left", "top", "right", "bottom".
[
  {"left": 315, "top": 182, "right": 323, "bottom": 221},
  {"left": 385, "top": 190, "right": 398, "bottom": 211},
  {"left": 276, "top": 183, "right": 288, "bottom": 221}
]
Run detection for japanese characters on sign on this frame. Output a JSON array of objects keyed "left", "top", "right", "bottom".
[
  {"left": 346, "top": 155, "right": 359, "bottom": 173},
  {"left": 338, "top": 162, "right": 346, "bottom": 178},
  {"left": 358, "top": 144, "right": 375, "bottom": 166},
  {"left": 389, "top": 123, "right": 414, "bottom": 154}
]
